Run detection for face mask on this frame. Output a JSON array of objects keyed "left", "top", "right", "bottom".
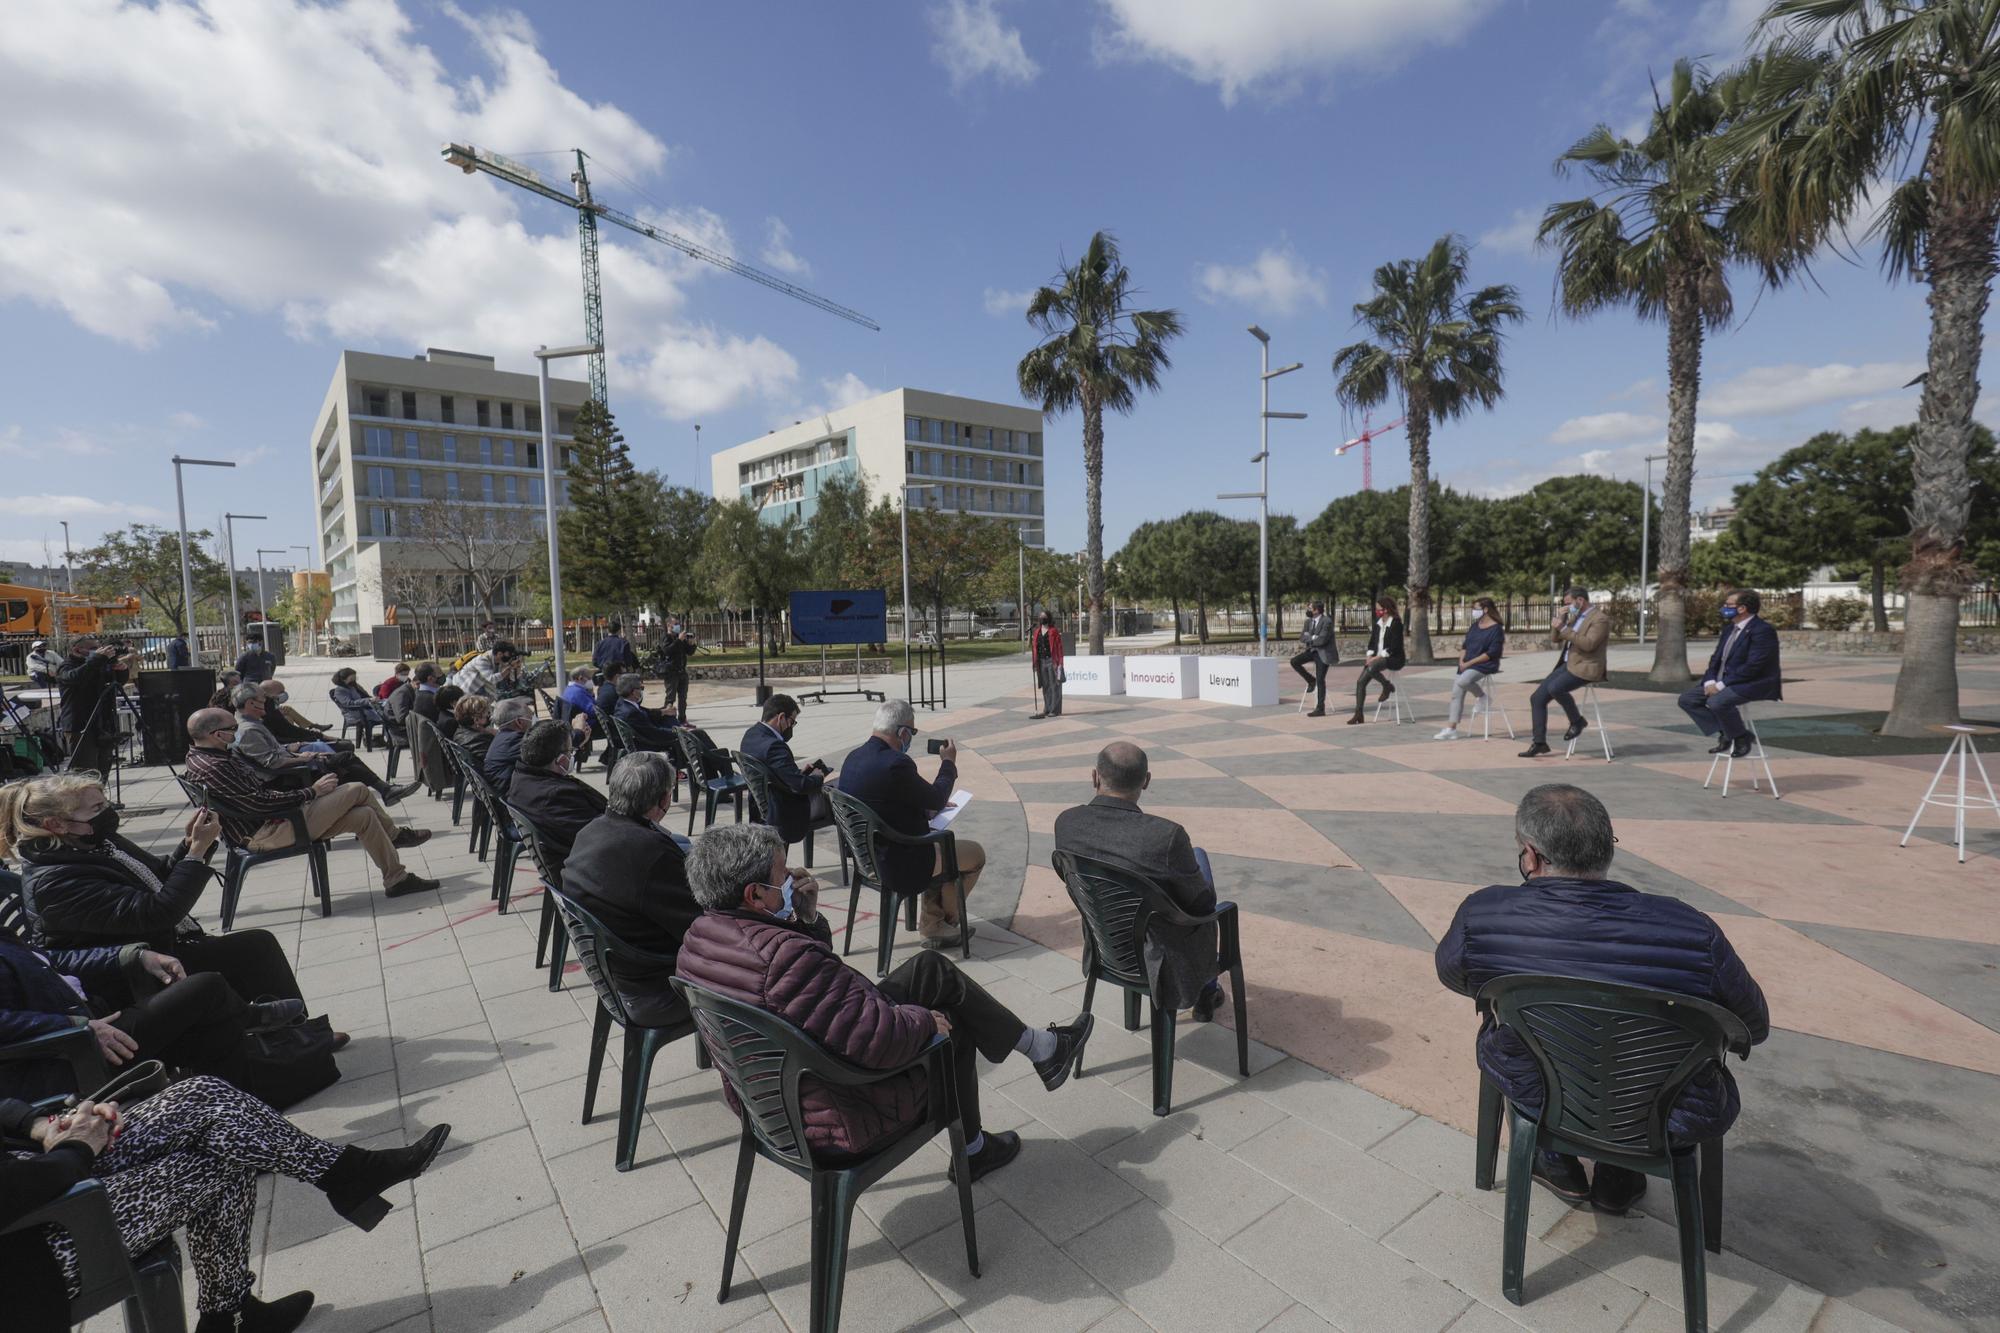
[
  {"left": 553, "top": 752, "right": 572, "bottom": 774},
  {"left": 1517, "top": 847, "right": 1538, "bottom": 883},
  {"left": 898, "top": 729, "right": 914, "bottom": 754},
  {"left": 273, "top": 692, "right": 289, "bottom": 705},
  {"left": 770, "top": 874, "right": 797, "bottom": 921},
  {"left": 1720, "top": 606, "right": 1739, "bottom": 620},
  {"left": 87, "top": 807, "right": 121, "bottom": 839}
]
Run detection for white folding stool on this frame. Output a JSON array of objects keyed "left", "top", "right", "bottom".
[
  {"left": 1703, "top": 702, "right": 1779, "bottom": 798},
  {"left": 1471, "top": 680, "right": 1515, "bottom": 741},
  {"left": 1561, "top": 682, "right": 1613, "bottom": 762},
  {"left": 1371, "top": 670, "right": 1415, "bottom": 725}
]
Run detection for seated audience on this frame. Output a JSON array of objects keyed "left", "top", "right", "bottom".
[
  {"left": 738, "top": 693, "right": 833, "bottom": 844},
  {"left": 329, "top": 667, "right": 387, "bottom": 748},
  {"left": 1053, "top": 742, "right": 1223, "bottom": 1019},
  {"left": 450, "top": 641, "right": 521, "bottom": 699},
  {"left": 482, "top": 697, "right": 534, "bottom": 791},
  {"left": 373, "top": 662, "right": 410, "bottom": 702},
  {"left": 1436, "top": 597, "right": 1506, "bottom": 741},
  {"left": 432, "top": 683, "right": 466, "bottom": 740},
  {"left": 231, "top": 685, "right": 415, "bottom": 805},
  {"left": 611, "top": 673, "right": 683, "bottom": 752},
  {"left": 258, "top": 680, "right": 332, "bottom": 743},
  {"left": 208, "top": 670, "right": 244, "bottom": 711},
  {"left": 505, "top": 720, "right": 608, "bottom": 866},
  {"left": 838, "top": 699, "right": 983, "bottom": 946},
  {"left": 1435, "top": 783, "right": 1770, "bottom": 1213},
  {"left": 2, "top": 1076, "right": 448, "bottom": 1333},
  {"left": 450, "top": 695, "right": 498, "bottom": 767},
  {"left": 183, "top": 708, "right": 439, "bottom": 899},
  {"left": 1677, "top": 589, "right": 1783, "bottom": 759},
  {"left": 558, "top": 752, "right": 694, "bottom": 1024},
  {"left": 560, "top": 664, "right": 602, "bottom": 754},
  {"left": 677, "top": 823, "right": 1093, "bottom": 1182},
  {"left": 1520, "top": 587, "right": 1607, "bottom": 758},
  {"left": 234, "top": 639, "right": 274, "bottom": 685},
  {"left": 384, "top": 663, "right": 442, "bottom": 730}
]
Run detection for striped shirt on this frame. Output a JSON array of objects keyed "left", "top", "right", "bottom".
[{"left": 184, "top": 745, "right": 312, "bottom": 845}]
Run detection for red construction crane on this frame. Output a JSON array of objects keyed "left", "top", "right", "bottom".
[{"left": 1335, "top": 415, "right": 1403, "bottom": 492}]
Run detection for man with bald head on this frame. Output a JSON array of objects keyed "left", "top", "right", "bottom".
[{"left": 1053, "top": 742, "right": 1223, "bottom": 1020}]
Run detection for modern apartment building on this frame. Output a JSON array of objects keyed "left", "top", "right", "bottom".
[
  {"left": 308, "top": 349, "right": 590, "bottom": 640},
  {"left": 711, "top": 388, "right": 1046, "bottom": 544}
]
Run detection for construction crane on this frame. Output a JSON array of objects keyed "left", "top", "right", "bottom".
[
  {"left": 443, "top": 144, "right": 879, "bottom": 409},
  {"left": 1334, "top": 415, "right": 1403, "bottom": 492}
]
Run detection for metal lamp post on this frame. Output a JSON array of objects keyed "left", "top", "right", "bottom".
[
  {"left": 534, "top": 342, "right": 602, "bottom": 680},
  {"left": 900, "top": 482, "right": 938, "bottom": 679},
  {"left": 59, "top": 521, "right": 74, "bottom": 594},
  {"left": 255, "top": 547, "right": 289, "bottom": 637},
  {"left": 1016, "top": 522, "right": 1045, "bottom": 641},
  {"left": 1638, "top": 452, "right": 1668, "bottom": 644},
  {"left": 1220, "top": 326, "right": 1305, "bottom": 655},
  {"left": 171, "top": 456, "right": 235, "bottom": 663},
  {"left": 222, "top": 513, "right": 265, "bottom": 662}
]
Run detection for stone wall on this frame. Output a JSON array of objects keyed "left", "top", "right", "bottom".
[{"left": 1777, "top": 629, "right": 2000, "bottom": 656}]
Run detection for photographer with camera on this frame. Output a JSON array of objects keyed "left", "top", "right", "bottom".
[
  {"left": 55, "top": 637, "right": 133, "bottom": 778},
  {"left": 838, "top": 699, "right": 983, "bottom": 948}
]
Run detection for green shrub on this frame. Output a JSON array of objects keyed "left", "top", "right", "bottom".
[
  {"left": 1604, "top": 594, "right": 1640, "bottom": 636},
  {"left": 1813, "top": 595, "right": 1868, "bottom": 631},
  {"left": 1762, "top": 596, "right": 1800, "bottom": 630}
]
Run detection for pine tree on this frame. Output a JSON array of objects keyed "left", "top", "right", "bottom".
[{"left": 556, "top": 400, "right": 650, "bottom": 622}]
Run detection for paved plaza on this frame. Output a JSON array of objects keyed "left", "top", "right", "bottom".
[{"left": 78, "top": 644, "right": 1999, "bottom": 1333}]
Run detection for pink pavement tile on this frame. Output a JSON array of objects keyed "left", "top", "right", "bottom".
[
  {"left": 1239, "top": 772, "right": 1515, "bottom": 816},
  {"left": 1114, "top": 711, "right": 1249, "bottom": 738},
  {"left": 1636, "top": 756, "right": 1985, "bottom": 828},
  {"left": 1612, "top": 819, "right": 2000, "bottom": 944},
  {"left": 1720, "top": 917, "right": 2000, "bottom": 1077},
  {"left": 1013, "top": 863, "right": 1086, "bottom": 954},
  {"left": 950, "top": 747, "right": 1018, "bottom": 807},
  {"left": 1023, "top": 801, "right": 1354, "bottom": 867},
  {"left": 1174, "top": 731, "right": 1337, "bottom": 758},
  {"left": 970, "top": 718, "right": 1101, "bottom": 753},
  {"left": 984, "top": 737, "right": 1120, "bottom": 766},
  {"left": 1375, "top": 874, "right": 1480, "bottom": 945},
  {"left": 1001, "top": 757, "right": 1226, "bottom": 786},
  {"left": 1355, "top": 740, "right": 1577, "bottom": 772},
  {"left": 933, "top": 705, "right": 1004, "bottom": 729}
]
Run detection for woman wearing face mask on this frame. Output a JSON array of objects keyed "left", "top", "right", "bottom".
[
  {"left": 0, "top": 775, "right": 335, "bottom": 1037},
  {"left": 1435, "top": 598, "right": 1506, "bottom": 740}
]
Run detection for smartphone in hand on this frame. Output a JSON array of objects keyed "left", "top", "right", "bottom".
[{"left": 927, "top": 738, "right": 948, "bottom": 756}]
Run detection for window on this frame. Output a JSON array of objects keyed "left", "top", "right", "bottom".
[
  {"left": 362, "top": 426, "right": 393, "bottom": 456},
  {"left": 978, "top": 427, "right": 992, "bottom": 446},
  {"left": 523, "top": 441, "right": 538, "bottom": 469},
  {"left": 557, "top": 409, "right": 576, "bottom": 435},
  {"left": 403, "top": 431, "right": 418, "bottom": 457},
  {"left": 503, "top": 475, "right": 517, "bottom": 503},
  {"left": 500, "top": 402, "right": 514, "bottom": 429},
  {"left": 440, "top": 395, "right": 454, "bottom": 424},
  {"left": 442, "top": 434, "right": 457, "bottom": 462},
  {"left": 476, "top": 400, "right": 491, "bottom": 427},
  {"left": 365, "top": 466, "right": 392, "bottom": 497},
  {"left": 400, "top": 391, "right": 417, "bottom": 420},
  {"left": 480, "top": 475, "right": 494, "bottom": 502},
  {"left": 528, "top": 477, "right": 544, "bottom": 504},
  {"left": 364, "top": 389, "right": 387, "bottom": 416},
  {"left": 405, "top": 469, "right": 422, "bottom": 499},
  {"left": 445, "top": 473, "right": 460, "bottom": 501},
  {"left": 499, "top": 439, "right": 515, "bottom": 467},
  {"left": 479, "top": 437, "right": 492, "bottom": 464},
  {"left": 525, "top": 406, "right": 540, "bottom": 432},
  {"left": 906, "top": 417, "right": 920, "bottom": 440}
]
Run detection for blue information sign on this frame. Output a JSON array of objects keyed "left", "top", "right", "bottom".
[{"left": 788, "top": 589, "right": 888, "bottom": 645}]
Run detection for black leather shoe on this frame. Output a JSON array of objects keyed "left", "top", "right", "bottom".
[
  {"left": 1034, "top": 1014, "right": 1095, "bottom": 1091},
  {"left": 318, "top": 1123, "right": 451, "bottom": 1231},
  {"left": 949, "top": 1129, "right": 1021, "bottom": 1184},
  {"left": 384, "top": 873, "right": 440, "bottom": 898},
  {"left": 1563, "top": 721, "right": 1587, "bottom": 742},
  {"left": 195, "top": 1291, "right": 315, "bottom": 1333},
  {"left": 1531, "top": 1151, "right": 1590, "bottom": 1203},
  {"left": 382, "top": 781, "right": 422, "bottom": 805},
  {"left": 1518, "top": 741, "right": 1552, "bottom": 758},
  {"left": 392, "top": 826, "right": 432, "bottom": 849},
  {"left": 1305, "top": 708, "right": 1326, "bottom": 717},
  {"left": 1707, "top": 737, "right": 1732, "bottom": 754},
  {"left": 1590, "top": 1163, "right": 1648, "bottom": 1215},
  {"left": 1731, "top": 734, "right": 1754, "bottom": 759},
  {"left": 246, "top": 999, "right": 305, "bottom": 1033},
  {"left": 1190, "top": 980, "right": 1224, "bottom": 1023}
]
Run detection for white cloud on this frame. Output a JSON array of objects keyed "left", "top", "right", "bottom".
[
  {"left": 1477, "top": 208, "right": 1543, "bottom": 258},
  {"left": 929, "top": 0, "right": 1039, "bottom": 89},
  {"left": 0, "top": 493, "right": 166, "bottom": 522},
  {"left": 1194, "top": 245, "right": 1327, "bottom": 314},
  {"left": 1705, "top": 361, "right": 1924, "bottom": 417},
  {"left": 761, "top": 217, "right": 809, "bottom": 276},
  {"left": 1094, "top": 0, "right": 1498, "bottom": 105},
  {"left": 0, "top": 1, "right": 806, "bottom": 423},
  {"left": 983, "top": 286, "right": 1034, "bottom": 318},
  {"left": 1549, "top": 411, "right": 1664, "bottom": 445},
  {"left": 1607, "top": 376, "right": 1658, "bottom": 403},
  {"left": 1837, "top": 398, "right": 1917, "bottom": 432},
  {"left": 777, "top": 372, "right": 883, "bottom": 430},
  {"left": 169, "top": 411, "right": 204, "bottom": 431}
]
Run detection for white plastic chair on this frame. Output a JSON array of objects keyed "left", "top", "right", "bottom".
[
  {"left": 1704, "top": 703, "right": 1779, "bottom": 798},
  {"left": 1561, "top": 682, "right": 1613, "bottom": 763},
  {"left": 1371, "top": 670, "right": 1415, "bottom": 725}
]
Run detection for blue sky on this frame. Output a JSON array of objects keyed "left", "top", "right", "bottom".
[{"left": 1, "top": 0, "right": 1990, "bottom": 573}]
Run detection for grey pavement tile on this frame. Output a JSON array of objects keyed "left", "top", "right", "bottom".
[
  {"left": 1065, "top": 1204, "right": 1294, "bottom": 1333},
  {"left": 545, "top": 1131, "right": 699, "bottom": 1245},
  {"left": 1079, "top": 1312, "right": 1153, "bottom": 1333},
  {"left": 1093, "top": 1117, "right": 1291, "bottom": 1244},
  {"left": 850, "top": 1134, "right": 1000, "bottom": 1250},
  {"left": 1108, "top": 1057, "right": 1289, "bottom": 1150},
  {"left": 498, "top": 1024, "right": 611, "bottom": 1094},
  {"left": 414, "top": 1126, "right": 557, "bottom": 1249},
  {"left": 286, "top": 1068, "right": 408, "bottom": 1145},
  {"left": 1782, "top": 918, "right": 2000, "bottom": 1033},
  {"left": 668, "top": 1078, "right": 818, "bottom": 1247},
  {"left": 1170, "top": 1016, "right": 1287, "bottom": 1079},
  {"left": 399, "top": 1066, "right": 528, "bottom": 1146},
  {"left": 1382, "top": 1194, "right": 1647, "bottom": 1333},
  {"left": 392, "top": 1021, "right": 504, "bottom": 1093},
  {"left": 743, "top": 1208, "right": 959, "bottom": 1333},
  {"left": 906, "top": 1199, "right": 1121, "bottom": 1332},
  {"left": 992, "top": 1065, "right": 1150, "bottom": 1157},
  {"left": 258, "top": 1204, "right": 431, "bottom": 1333},
  {"left": 1442, "top": 1302, "right": 1542, "bottom": 1332},
  {"left": 297, "top": 955, "right": 385, "bottom": 1002},
  {"left": 994, "top": 942, "right": 1093, "bottom": 994},
  {"left": 1231, "top": 1116, "right": 1439, "bottom": 1239},
  {"left": 466, "top": 950, "right": 552, "bottom": 998},
  {"left": 1248, "top": 1059, "right": 1417, "bottom": 1149},
  {"left": 292, "top": 927, "right": 386, "bottom": 968},
  {"left": 1540, "top": 1208, "right": 1835, "bottom": 1332},
  {"left": 1803, "top": 1299, "right": 1916, "bottom": 1332},
  {"left": 481, "top": 983, "right": 592, "bottom": 1041},
  {"left": 1258, "top": 1305, "right": 1339, "bottom": 1331},
  {"left": 327, "top": 1024, "right": 398, "bottom": 1081},
  {"left": 977, "top": 1133, "right": 1145, "bottom": 1246},
  {"left": 518, "top": 1074, "right": 620, "bottom": 1160},
  {"left": 421, "top": 1203, "right": 603, "bottom": 1333},
  {"left": 385, "top": 983, "right": 490, "bottom": 1041},
  {"left": 1225, "top": 1195, "right": 1473, "bottom": 1332},
  {"left": 583, "top": 1204, "right": 774, "bottom": 1332},
  {"left": 1365, "top": 1116, "right": 1575, "bottom": 1237}
]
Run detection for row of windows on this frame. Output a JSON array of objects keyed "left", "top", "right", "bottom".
[
  {"left": 359, "top": 426, "right": 568, "bottom": 469},
  {"left": 359, "top": 466, "right": 559, "bottom": 506},
  {"left": 908, "top": 450, "right": 1039, "bottom": 485},
  {"left": 737, "top": 437, "right": 850, "bottom": 485},
  {"left": 904, "top": 417, "right": 1040, "bottom": 455},
  {"left": 362, "top": 504, "right": 553, "bottom": 539},
  {"left": 359, "top": 387, "right": 562, "bottom": 434},
  {"left": 921, "top": 486, "right": 1043, "bottom": 515}
]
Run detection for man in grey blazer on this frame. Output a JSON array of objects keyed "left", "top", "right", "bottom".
[
  {"left": 1289, "top": 600, "right": 1337, "bottom": 716},
  {"left": 231, "top": 684, "right": 415, "bottom": 804},
  {"left": 1053, "top": 742, "right": 1223, "bottom": 1019}
]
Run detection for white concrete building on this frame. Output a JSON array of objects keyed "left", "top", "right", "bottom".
[
  {"left": 308, "top": 349, "right": 590, "bottom": 640},
  {"left": 711, "top": 387, "right": 1046, "bottom": 544}
]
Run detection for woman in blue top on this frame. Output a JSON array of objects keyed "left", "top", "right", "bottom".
[{"left": 1436, "top": 597, "right": 1505, "bottom": 739}]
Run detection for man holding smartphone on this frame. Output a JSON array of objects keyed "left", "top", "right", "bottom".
[{"left": 837, "top": 699, "right": 984, "bottom": 947}]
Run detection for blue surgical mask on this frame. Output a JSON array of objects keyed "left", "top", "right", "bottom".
[
  {"left": 274, "top": 691, "right": 289, "bottom": 705},
  {"left": 1721, "top": 606, "right": 1739, "bottom": 621},
  {"left": 772, "top": 874, "right": 796, "bottom": 921},
  {"left": 898, "top": 729, "right": 914, "bottom": 755}
]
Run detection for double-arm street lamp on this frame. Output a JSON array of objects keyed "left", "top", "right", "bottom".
[
  {"left": 172, "top": 456, "right": 236, "bottom": 662},
  {"left": 1219, "top": 325, "right": 1306, "bottom": 655},
  {"left": 534, "top": 342, "right": 603, "bottom": 679}
]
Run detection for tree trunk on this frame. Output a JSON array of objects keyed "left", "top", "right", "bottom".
[
  {"left": 1405, "top": 402, "right": 1436, "bottom": 663},
  {"left": 1196, "top": 597, "right": 1208, "bottom": 644},
  {"left": 1882, "top": 180, "right": 1995, "bottom": 734},
  {"left": 1082, "top": 386, "right": 1107, "bottom": 654},
  {"left": 1649, "top": 263, "right": 1701, "bottom": 682},
  {"left": 1171, "top": 596, "right": 1182, "bottom": 645},
  {"left": 1870, "top": 552, "right": 1889, "bottom": 633}
]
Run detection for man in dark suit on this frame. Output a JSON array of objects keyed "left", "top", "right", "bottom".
[
  {"left": 1678, "top": 589, "right": 1783, "bottom": 758},
  {"left": 385, "top": 662, "right": 442, "bottom": 729},
  {"left": 1052, "top": 742, "right": 1222, "bottom": 1018},
  {"left": 611, "top": 673, "right": 680, "bottom": 751},
  {"left": 738, "top": 693, "right": 833, "bottom": 844},
  {"left": 483, "top": 697, "right": 533, "bottom": 791},
  {"left": 1289, "top": 600, "right": 1337, "bottom": 716},
  {"left": 559, "top": 752, "right": 697, "bottom": 1024},
  {"left": 837, "top": 698, "right": 982, "bottom": 946},
  {"left": 591, "top": 621, "right": 639, "bottom": 676},
  {"left": 507, "top": 720, "right": 608, "bottom": 867}
]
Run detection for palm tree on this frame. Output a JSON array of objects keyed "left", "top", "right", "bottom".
[
  {"left": 1332, "top": 235, "right": 1524, "bottom": 663},
  {"left": 1018, "top": 232, "right": 1184, "bottom": 654},
  {"left": 1539, "top": 58, "right": 1763, "bottom": 683},
  {"left": 1730, "top": 1, "right": 2000, "bottom": 734}
]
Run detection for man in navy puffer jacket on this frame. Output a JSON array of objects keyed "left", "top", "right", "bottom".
[{"left": 1436, "top": 783, "right": 1768, "bottom": 1214}]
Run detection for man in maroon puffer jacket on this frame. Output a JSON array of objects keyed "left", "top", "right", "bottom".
[{"left": 678, "top": 823, "right": 1093, "bottom": 1182}]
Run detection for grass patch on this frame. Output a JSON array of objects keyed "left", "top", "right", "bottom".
[
  {"left": 1745, "top": 711, "right": 2000, "bottom": 757},
  {"left": 689, "top": 638, "right": 1029, "bottom": 669},
  {"left": 1601, "top": 670, "right": 1814, "bottom": 695}
]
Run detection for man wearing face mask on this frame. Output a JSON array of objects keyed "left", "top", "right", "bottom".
[
  {"left": 737, "top": 694, "right": 834, "bottom": 847},
  {"left": 677, "top": 822, "right": 1094, "bottom": 1183},
  {"left": 482, "top": 697, "right": 536, "bottom": 791},
  {"left": 1677, "top": 589, "right": 1782, "bottom": 759},
  {"left": 229, "top": 685, "right": 414, "bottom": 805},
  {"left": 506, "top": 720, "right": 608, "bottom": 869},
  {"left": 1519, "top": 586, "right": 1608, "bottom": 759},
  {"left": 559, "top": 752, "right": 699, "bottom": 1026},
  {"left": 1434, "top": 784, "right": 1768, "bottom": 1215},
  {"left": 837, "top": 699, "right": 984, "bottom": 947}
]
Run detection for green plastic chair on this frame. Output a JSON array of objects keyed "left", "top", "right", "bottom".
[
  {"left": 827, "top": 786, "right": 968, "bottom": 976},
  {"left": 1049, "top": 849, "right": 1247, "bottom": 1116},
  {"left": 509, "top": 805, "right": 573, "bottom": 992},
  {"left": 735, "top": 750, "right": 844, "bottom": 879},
  {"left": 673, "top": 977, "right": 978, "bottom": 1333},
  {"left": 1472, "top": 974, "right": 1752, "bottom": 1333}
]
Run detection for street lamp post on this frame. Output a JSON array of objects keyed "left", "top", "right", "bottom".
[
  {"left": 900, "top": 483, "right": 938, "bottom": 679},
  {"left": 1016, "top": 523, "right": 1045, "bottom": 641},
  {"left": 1638, "top": 452, "right": 1668, "bottom": 644},
  {"left": 1221, "top": 326, "right": 1305, "bottom": 655},
  {"left": 222, "top": 513, "right": 266, "bottom": 662},
  {"left": 693, "top": 423, "right": 702, "bottom": 492},
  {"left": 59, "top": 521, "right": 74, "bottom": 594},
  {"left": 171, "top": 456, "right": 235, "bottom": 663},
  {"left": 256, "top": 548, "right": 290, "bottom": 647},
  {"left": 534, "top": 342, "right": 603, "bottom": 681}
]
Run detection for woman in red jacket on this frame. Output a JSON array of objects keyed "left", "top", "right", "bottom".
[{"left": 1031, "top": 611, "right": 1065, "bottom": 718}]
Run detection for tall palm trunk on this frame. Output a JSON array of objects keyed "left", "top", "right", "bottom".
[
  {"left": 1405, "top": 400, "right": 1435, "bottom": 663},
  {"left": 1870, "top": 550, "right": 1890, "bottom": 633},
  {"left": 1649, "top": 265, "right": 1701, "bottom": 682},
  {"left": 1882, "top": 181, "right": 1996, "bottom": 735},
  {"left": 1081, "top": 385, "right": 1107, "bottom": 654}
]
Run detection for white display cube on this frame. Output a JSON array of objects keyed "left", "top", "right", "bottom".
[
  {"left": 1199, "top": 655, "right": 1279, "bottom": 707},
  {"left": 1062, "top": 655, "right": 1123, "bottom": 695},
  {"left": 1124, "top": 655, "right": 1199, "bottom": 699}
]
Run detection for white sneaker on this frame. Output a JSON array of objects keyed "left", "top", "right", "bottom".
[{"left": 1433, "top": 727, "right": 1459, "bottom": 741}]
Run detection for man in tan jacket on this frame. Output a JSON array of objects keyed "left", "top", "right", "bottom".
[{"left": 1520, "top": 586, "right": 1609, "bottom": 758}]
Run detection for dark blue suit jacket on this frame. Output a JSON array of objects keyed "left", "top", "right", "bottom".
[
  {"left": 0, "top": 919, "right": 128, "bottom": 1049},
  {"left": 615, "top": 698, "right": 680, "bottom": 751},
  {"left": 837, "top": 736, "right": 953, "bottom": 890},
  {"left": 739, "top": 722, "right": 822, "bottom": 841},
  {"left": 1701, "top": 616, "right": 1783, "bottom": 702},
  {"left": 483, "top": 726, "right": 526, "bottom": 791}
]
